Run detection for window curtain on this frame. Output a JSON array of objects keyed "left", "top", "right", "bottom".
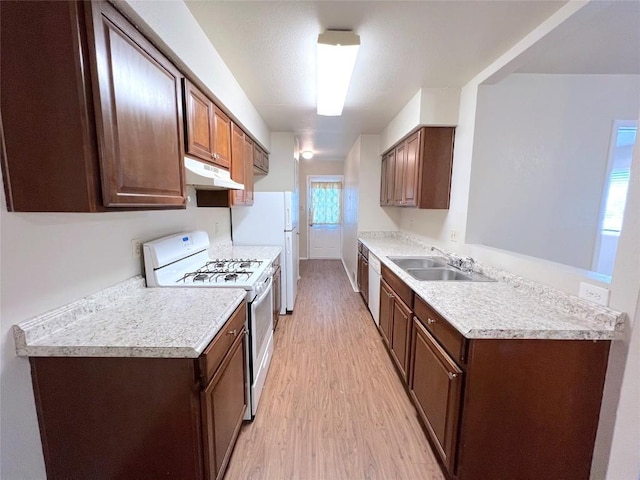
[{"left": 310, "top": 181, "right": 342, "bottom": 225}]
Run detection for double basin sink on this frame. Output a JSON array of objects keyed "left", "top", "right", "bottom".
[{"left": 388, "top": 256, "right": 495, "bottom": 282}]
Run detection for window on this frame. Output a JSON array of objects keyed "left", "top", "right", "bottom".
[
  {"left": 593, "top": 123, "right": 637, "bottom": 276},
  {"left": 601, "top": 127, "right": 636, "bottom": 234},
  {"left": 310, "top": 181, "right": 342, "bottom": 225}
]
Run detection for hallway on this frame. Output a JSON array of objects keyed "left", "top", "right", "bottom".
[{"left": 225, "top": 260, "right": 445, "bottom": 479}]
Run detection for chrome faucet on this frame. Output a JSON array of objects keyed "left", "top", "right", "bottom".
[{"left": 431, "top": 246, "right": 475, "bottom": 274}]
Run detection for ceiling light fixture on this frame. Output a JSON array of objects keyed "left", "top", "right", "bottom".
[
  {"left": 301, "top": 150, "right": 314, "bottom": 160},
  {"left": 317, "top": 30, "right": 360, "bottom": 116}
]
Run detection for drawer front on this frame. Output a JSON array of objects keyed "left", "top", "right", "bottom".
[
  {"left": 381, "top": 264, "right": 412, "bottom": 307},
  {"left": 414, "top": 295, "right": 466, "bottom": 365},
  {"left": 199, "top": 301, "right": 247, "bottom": 385}
]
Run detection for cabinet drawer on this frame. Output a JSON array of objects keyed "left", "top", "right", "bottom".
[
  {"left": 414, "top": 295, "right": 467, "bottom": 365},
  {"left": 381, "top": 264, "right": 412, "bottom": 307},
  {"left": 199, "top": 302, "right": 246, "bottom": 385}
]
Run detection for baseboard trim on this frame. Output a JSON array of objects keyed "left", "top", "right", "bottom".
[{"left": 341, "top": 258, "right": 359, "bottom": 292}]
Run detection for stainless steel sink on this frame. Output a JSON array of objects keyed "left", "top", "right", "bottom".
[
  {"left": 405, "top": 268, "right": 472, "bottom": 281},
  {"left": 388, "top": 256, "right": 496, "bottom": 282},
  {"left": 388, "top": 256, "right": 448, "bottom": 269}
]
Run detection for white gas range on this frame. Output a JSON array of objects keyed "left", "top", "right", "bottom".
[{"left": 142, "top": 231, "right": 274, "bottom": 420}]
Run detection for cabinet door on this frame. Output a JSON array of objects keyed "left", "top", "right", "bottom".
[
  {"left": 380, "top": 153, "right": 388, "bottom": 205},
  {"left": 390, "top": 296, "right": 411, "bottom": 380},
  {"left": 184, "top": 80, "right": 216, "bottom": 163},
  {"left": 261, "top": 148, "right": 270, "bottom": 174},
  {"left": 212, "top": 107, "right": 232, "bottom": 169},
  {"left": 253, "top": 144, "right": 268, "bottom": 174},
  {"left": 417, "top": 127, "right": 455, "bottom": 209},
  {"left": 379, "top": 280, "right": 394, "bottom": 347},
  {"left": 410, "top": 317, "right": 462, "bottom": 473},
  {"left": 403, "top": 131, "right": 420, "bottom": 207},
  {"left": 201, "top": 333, "right": 247, "bottom": 480},
  {"left": 273, "top": 265, "right": 281, "bottom": 329},
  {"left": 380, "top": 151, "right": 395, "bottom": 206},
  {"left": 88, "top": 2, "right": 185, "bottom": 208},
  {"left": 230, "top": 123, "right": 245, "bottom": 206},
  {"left": 361, "top": 257, "right": 369, "bottom": 304},
  {"left": 243, "top": 135, "right": 254, "bottom": 205},
  {"left": 393, "top": 142, "right": 406, "bottom": 205}
]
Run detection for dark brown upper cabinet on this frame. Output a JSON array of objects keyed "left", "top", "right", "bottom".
[
  {"left": 1, "top": 1, "right": 186, "bottom": 211},
  {"left": 253, "top": 144, "right": 269, "bottom": 175},
  {"left": 380, "top": 150, "right": 395, "bottom": 206},
  {"left": 380, "top": 126, "right": 455, "bottom": 209},
  {"left": 183, "top": 79, "right": 232, "bottom": 170}
]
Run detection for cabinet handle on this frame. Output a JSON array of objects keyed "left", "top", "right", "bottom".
[
  {"left": 227, "top": 329, "right": 237, "bottom": 336},
  {"left": 448, "top": 372, "right": 458, "bottom": 379},
  {"left": 427, "top": 318, "right": 436, "bottom": 325}
]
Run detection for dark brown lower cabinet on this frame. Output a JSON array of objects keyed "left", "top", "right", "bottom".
[
  {"left": 272, "top": 264, "right": 282, "bottom": 330},
  {"left": 201, "top": 331, "right": 247, "bottom": 480},
  {"left": 409, "top": 295, "right": 611, "bottom": 480},
  {"left": 390, "top": 294, "right": 411, "bottom": 380},
  {"left": 379, "top": 280, "right": 394, "bottom": 348},
  {"left": 29, "top": 302, "right": 247, "bottom": 480},
  {"left": 357, "top": 252, "right": 369, "bottom": 304},
  {"left": 410, "top": 317, "right": 462, "bottom": 473}
]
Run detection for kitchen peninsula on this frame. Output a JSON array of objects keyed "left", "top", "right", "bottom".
[{"left": 358, "top": 231, "right": 623, "bottom": 479}]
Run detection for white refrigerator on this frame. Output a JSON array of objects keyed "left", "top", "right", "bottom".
[{"left": 232, "top": 192, "right": 299, "bottom": 313}]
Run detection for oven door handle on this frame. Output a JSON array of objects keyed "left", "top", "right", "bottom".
[{"left": 253, "top": 276, "right": 273, "bottom": 306}]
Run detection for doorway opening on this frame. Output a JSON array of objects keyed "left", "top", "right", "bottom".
[
  {"left": 592, "top": 121, "right": 637, "bottom": 277},
  {"left": 307, "top": 175, "right": 343, "bottom": 259}
]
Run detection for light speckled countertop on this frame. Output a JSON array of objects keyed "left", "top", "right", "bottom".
[
  {"left": 13, "top": 244, "right": 282, "bottom": 358},
  {"left": 359, "top": 232, "right": 624, "bottom": 340}
]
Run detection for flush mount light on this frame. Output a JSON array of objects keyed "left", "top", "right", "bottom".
[
  {"left": 317, "top": 30, "right": 360, "bottom": 116},
  {"left": 301, "top": 150, "right": 314, "bottom": 160}
]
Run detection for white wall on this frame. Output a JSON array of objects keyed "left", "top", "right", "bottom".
[
  {"left": 299, "top": 160, "right": 345, "bottom": 259},
  {"left": 342, "top": 139, "right": 362, "bottom": 289},
  {"left": 357, "top": 135, "right": 400, "bottom": 232},
  {"left": 602, "top": 132, "right": 640, "bottom": 480},
  {"left": 380, "top": 90, "right": 422, "bottom": 153},
  {"left": 467, "top": 74, "right": 639, "bottom": 270},
  {"left": 254, "top": 133, "right": 297, "bottom": 192},
  {"left": 0, "top": 186, "right": 231, "bottom": 479},
  {"left": 379, "top": 88, "right": 460, "bottom": 153},
  {"left": 120, "top": 0, "right": 270, "bottom": 149}
]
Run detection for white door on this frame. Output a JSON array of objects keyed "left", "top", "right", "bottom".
[{"left": 308, "top": 176, "right": 343, "bottom": 259}]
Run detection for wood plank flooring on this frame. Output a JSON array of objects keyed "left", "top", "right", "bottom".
[{"left": 224, "top": 259, "right": 445, "bottom": 480}]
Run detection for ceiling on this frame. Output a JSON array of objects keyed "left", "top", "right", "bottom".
[{"left": 184, "top": 0, "right": 636, "bottom": 161}]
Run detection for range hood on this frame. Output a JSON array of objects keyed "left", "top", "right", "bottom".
[{"left": 184, "top": 157, "right": 244, "bottom": 190}]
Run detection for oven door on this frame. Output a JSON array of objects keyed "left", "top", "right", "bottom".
[{"left": 247, "top": 275, "right": 274, "bottom": 419}]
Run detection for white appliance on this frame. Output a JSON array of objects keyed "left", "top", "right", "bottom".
[
  {"left": 368, "top": 253, "right": 381, "bottom": 327},
  {"left": 232, "top": 192, "right": 299, "bottom": 314},
  {"left": 142, "top": 231, "right": 273, "bottom": 421}
]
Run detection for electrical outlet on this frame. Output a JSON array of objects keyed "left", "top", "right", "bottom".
[
  {"left": 579, "top": 282, "right": 610, "bottom": 307},
  {"left": 131, "top": 239, "right": 142, "bottom": 258},
  {"left": 450, "top": 229, "right": 458, "bottom": 242}
]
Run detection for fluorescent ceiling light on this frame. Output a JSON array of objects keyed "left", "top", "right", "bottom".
[
  {"left": 317, "top": 30, "right": 360, "bottom": 116},
  {"left": 301, "top": 150, "right": 314, "bottom": 160}
]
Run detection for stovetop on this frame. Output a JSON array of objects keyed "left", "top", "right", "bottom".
[
  {"left": 175, "top": 259, "right": 265, "bottom": 285},
  {"left": 143, "top": 231, "right": 272, "bottom": 291}
]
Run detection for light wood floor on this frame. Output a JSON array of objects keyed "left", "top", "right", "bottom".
[{"left": 225, "top": 259, "right": 446, "bottom": 480}]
